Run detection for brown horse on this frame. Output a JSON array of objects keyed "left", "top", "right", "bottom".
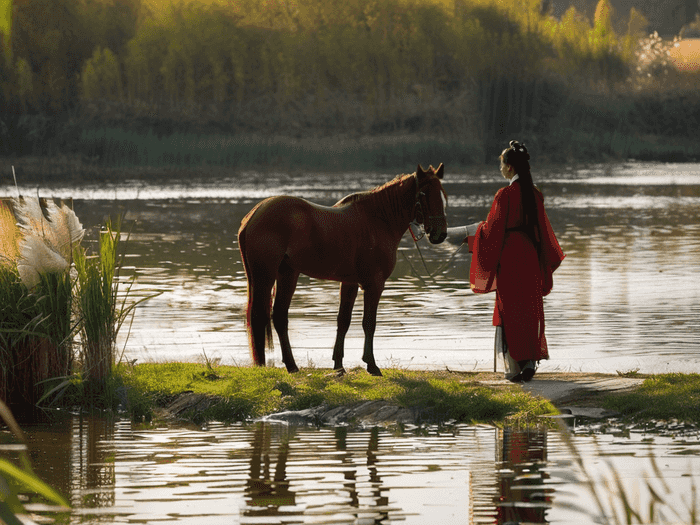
[{"left": 238, "top": 164, "right": 447, "bottom": 376}]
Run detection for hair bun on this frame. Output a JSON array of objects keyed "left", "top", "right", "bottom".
[{"left": 509, "top": 140, "right": 529, "bottom": 157}]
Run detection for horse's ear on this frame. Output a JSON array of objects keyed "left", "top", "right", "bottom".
[
  {"left": 417, "top": 164, "right": 425, "bottom": 176},
  {"left": 435, "top": 163, "right": 444, "bottom": 180}
]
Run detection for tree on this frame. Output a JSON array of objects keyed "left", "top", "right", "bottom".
[
  {"left": 81, "top": 47, "right": 122, "bottom": 101},
  {"left": 0, "top": 0, "right": 11, "bottom": 60}
]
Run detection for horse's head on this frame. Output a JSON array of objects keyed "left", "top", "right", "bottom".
[{"left": 415, "top": 164, "right": 447, "bottom": 244}]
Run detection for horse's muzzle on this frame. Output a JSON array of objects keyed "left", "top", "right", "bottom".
[{"left": 428, "top": 228, "right": 447, "bottom": 244}]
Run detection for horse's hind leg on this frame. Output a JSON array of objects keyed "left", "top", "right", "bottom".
[
  {"left": 248, "top": 274, "right": 276, "bottom": 367},
  {"left": 332, "top": 282, "right": 359, "bottom": 374},
  {"left": 272, "top": 258, "right": 300, "bottom": 373}
]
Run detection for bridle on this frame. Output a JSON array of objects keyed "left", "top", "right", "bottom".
[{"left": 409, "top": 171, "right": 445, "bottom": 241}]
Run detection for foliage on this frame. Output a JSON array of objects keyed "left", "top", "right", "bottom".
[
  {"left": 81, "top": 46, "right": 122, "bottom": 101},
  {"left": 0, "top": 0, "right": 11, "bottom": 60},
  {"left": 603, "top": 373, "right": 700, "bottom": 424},
  {"left": 559, "top": 420, "right": 700, "bottom": 524},
  {"left": 0, "top": 198, "right": 81, "bottom": 407},
  {"left": 77, "top": 126, "right": 485, "bottom": 169},
  {"left": 3, "top": 0, "right": 700, "bottom": 163},
  {"left": 0, "top": 2, "right": 665, "bottom": 115},
  {"left": 0, "top": 399, "right": 69, "bottom": 523},
  {"left": 73, "top": 219, "right": 120, "bottom": 397},
  {"left": 119, "top": 364, "right": 557, "bottom": 424},
  {"left": 0, "top": 198, "right": 152, "bottom": 409}
]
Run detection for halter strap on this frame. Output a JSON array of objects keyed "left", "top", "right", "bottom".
[{"left": 413, "top": 170, "right": 445, "bottom": 224}]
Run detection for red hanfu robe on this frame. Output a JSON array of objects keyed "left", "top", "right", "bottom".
[{"left": 469, "top": 181, "right": 565, "bottom": 362}]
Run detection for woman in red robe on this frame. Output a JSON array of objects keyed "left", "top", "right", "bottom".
[{"left": 467, "top": 141, "right": 565, "bottom": 382}]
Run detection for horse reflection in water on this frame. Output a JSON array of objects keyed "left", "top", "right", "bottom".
[
  {"left": 244, "top": 423, "right": 295, "bottom": 518},
  {"left": 238, "top": 164, "right": 447, "bottom": 376},
  {"left": 243, "top": 423, "right": 390, "bottom": 522}
]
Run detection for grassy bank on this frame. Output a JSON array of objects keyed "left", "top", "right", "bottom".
[
  {"left": 118, "top": 364, "right": 558, "bottom": 426},
  {"left": 603, "top": 373, "right": 700, "bottom": 424},
  {"left": 115, "top": 364, "right": 700, "bottom": 427}
]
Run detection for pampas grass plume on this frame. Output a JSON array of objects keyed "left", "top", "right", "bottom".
[
  {"left": 12, "top": 197, "right": 85, "bottom": 288},
  {"left": 0, "top": 202, "right": 19, "bottom": 266}
]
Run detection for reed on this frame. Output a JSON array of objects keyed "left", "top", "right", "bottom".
[
  {"left": 558, "top": 420, "right": 699, "bottom": 524},
  {"left": 0, "top": 399, "right": 70, "bottom": 522},
  {"left": 73, "top": 218, "right": 149, "bottom": 403},
  {"left": 77, "top": 126, "right": 486, "bottom": 171}
]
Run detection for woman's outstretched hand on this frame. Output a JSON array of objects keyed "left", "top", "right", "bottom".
[{"left": 445, "top": 222, "right": 482, "bottom": 245}]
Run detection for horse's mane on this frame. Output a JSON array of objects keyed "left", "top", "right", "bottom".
[{"left": 333, "top": 173, "right": 414, "bottom": 208}]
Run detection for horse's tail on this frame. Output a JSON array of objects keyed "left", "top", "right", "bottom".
[{"left": 238, "top": 213, "right": 273, "bottom": 365}]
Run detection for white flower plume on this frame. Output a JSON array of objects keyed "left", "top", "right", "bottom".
[{"left": 12, "top": 197, "right": 85, "bottom": 288}]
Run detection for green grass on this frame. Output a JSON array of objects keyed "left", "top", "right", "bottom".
[
  {"left": 117, "top": 363, "right": 557, "bottom": 425},
  {"left": 117, "top": 366, "right": 700, "bottom": 428},
  {"left": 603, "top": 373, "right": 700, "bottom": 424},
  {"left": 73, "top": 218, "right": 147, "bottom": 399},
  {"left": 0, "top": 265, "right": 74, "bottom": 408}
]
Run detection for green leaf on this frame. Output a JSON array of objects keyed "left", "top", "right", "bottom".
[{"left": 0, "top": 459, "right": 70, "bottom": 508}]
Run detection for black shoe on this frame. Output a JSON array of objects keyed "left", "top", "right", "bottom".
[
  {"left": 521, "top": 364, "right": 536, "bottom": 382},
  {"left": 507, "top": 374, "right": 523, "bottom": 383}
]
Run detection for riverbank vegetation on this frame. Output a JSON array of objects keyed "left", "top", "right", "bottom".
[
  {"left": 113, "top": 363, "right": 700, "bottom": 428},
  {"left": 0, "top": 198, "right": 148, "bottom": 411},
  {"left": 603, "top": 373, "right": 700, "bottom": 424},
  {"left": 2, "top": 0, "right": 700, "bottom": 177},
  {"left": 118, "top": 363, "right": 559, "bottom": 425}
]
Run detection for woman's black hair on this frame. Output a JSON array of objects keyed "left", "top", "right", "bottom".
[{"left": 501, "top": 140, "right": 543, "bottom": 259}]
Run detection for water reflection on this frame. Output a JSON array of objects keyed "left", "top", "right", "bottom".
[
  {"left": 9, "top": 416, "right": 700, "bottom": 524},
  {"left": 245, "top": 423, "right": 296, "bottom": 517},
  {"left": 496, "top": 428, "right": 550, "bottom": 523}
]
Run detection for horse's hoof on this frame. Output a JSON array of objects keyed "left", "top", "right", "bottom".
[
  {"left": 286, "top": 365, "right": 300, "bottom": 373},
  {"left": 367, "top": 365, "right": 383, "bottom": 377},
  {"left": 329, "top": 368, "right": 346, "bottom": 377}
]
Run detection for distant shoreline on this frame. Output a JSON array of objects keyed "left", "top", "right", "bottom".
[{"left": 2, "top": 129, "right": 699, "bottom": 185}]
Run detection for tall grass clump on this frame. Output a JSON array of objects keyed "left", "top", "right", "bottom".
[
  {"left": 0, "top": 196, "right": 149, "bottom": 411},
  {"left": 0, "top": 198, "right": 83, "bottom": 409},
  {"left": 73, "top": 218, "right": 147, "bottom": 401}
]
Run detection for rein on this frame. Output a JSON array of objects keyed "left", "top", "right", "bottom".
[
  {"left": 407, "top": 172, "right": 443, "bottom": 280},
  {"left": 405, "top": 170, "right": 466, "bottom": 281}
]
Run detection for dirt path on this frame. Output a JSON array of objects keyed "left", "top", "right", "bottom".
[
  {"left": 519, "top": 372, "right": 645, "bottom": 403},
  {"left": 517, "top": 372, "right": 646, "bottom": 419}
]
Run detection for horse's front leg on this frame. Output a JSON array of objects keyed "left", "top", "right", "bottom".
[
  {"left": 361, "top": 282, "right": 385, "bottom": 377},
  {"left": 272, "top": 260, "right": 300, "bottom": 373},
  {"left": 332, "top": 282, "right": 359, "bottom": 374}
]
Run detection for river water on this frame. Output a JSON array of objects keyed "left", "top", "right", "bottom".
[
  {"left": 2, "top": 161, "right": 700, "bottom": 524},
  {"left": 4, "top": 161, "right": 699, "bottom": 374},
  {"left": 7, "top": 415, "right": 700, "bottom": 524}
]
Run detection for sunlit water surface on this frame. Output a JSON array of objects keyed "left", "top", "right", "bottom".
[
  {"left": 2, "top": 416, "right": 697, "bottom": 525},
  {"left": 4, "top": 161, "right": 698, "bottom": 374}
]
